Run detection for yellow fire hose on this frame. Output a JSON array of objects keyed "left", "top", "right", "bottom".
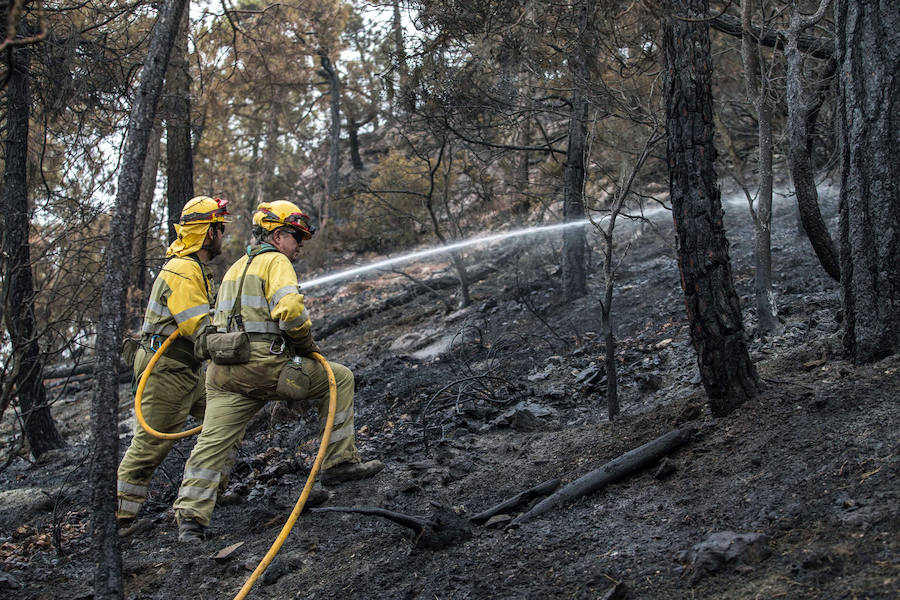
[
  {"left": 233, "top": 350, "right": 336, "bottom": 599},
  {"left": 134, "top": 330, "right": 203, "bottom": 439},
  {"left": 134, "top": 330, "right": 337, "bottom": 599}
]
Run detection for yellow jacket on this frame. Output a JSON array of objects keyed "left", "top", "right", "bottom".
[
  {"left": 141, "top": 256, "right": 216, "bottom": 341},
  {"left": 213, "top": 244, "right": 311, "bottom": 341}
]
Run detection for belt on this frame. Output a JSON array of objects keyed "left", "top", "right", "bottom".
[{"left": 143, "top": 334, "right": 201, "bottom": 370}]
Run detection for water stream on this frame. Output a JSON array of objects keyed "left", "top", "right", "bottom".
[{"left": 298, "top": 219, "right": 590, "bottom": 291}]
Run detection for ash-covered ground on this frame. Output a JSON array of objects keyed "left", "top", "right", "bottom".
[{"left": 2, "top": 180, "right": 897, "bottom": 599}]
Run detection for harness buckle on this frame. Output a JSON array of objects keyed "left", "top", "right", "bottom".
[{"left": 269, "top": 336, "right": 286, "bottom": 355}]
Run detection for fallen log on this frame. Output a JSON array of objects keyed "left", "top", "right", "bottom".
[
  {"left": 311, "top": 503, "right": 471, "bottom": 549},
  {"left": 43, "top": 361, "right": 131, "bottom": 380},
  {"left": 509, "top": 425, "right": 696, "bottom": 527},
  {"left": 45, "top": 370, "right": 131, "bottom": 391},
  {"left": 469, "top": 478, "right": 560, "bottom": 525}
]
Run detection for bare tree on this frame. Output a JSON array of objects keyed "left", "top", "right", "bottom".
[
  {"left": 130, "top": 121, "right": 163, "bottom": 330},
  {"left": 592, "top": 130, "right": 663, "bottom": 419},
  {"left": 165, "top": 2, "right": 195, "bottom": 242},
  {"left": 89, "top": 1, "right": 187, "bottom": 596},
  {"left": 320, "top": 50, "right": 342, "bottom": 208},
  {"left": 663, "top": 0, "right": 760, "bottom": 416},
  {"left": 2, "top": 41, "right": 66, "bottom": 457},
  {"left": 836, "top": 0, "right": 900, "bottom": 363},
  {"left": 710, "top": 6, "right": 841, "bottom": 282},
  {"left": 786, "top": 0, "right": 840, "bottom": 282},
  {"left": 561, "top": 0, "right": 592, "bottom": 300},
  {"left": 740, "top": 0, "right": 779, "bottom": 333}
]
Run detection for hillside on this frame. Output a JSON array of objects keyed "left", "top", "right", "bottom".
[{"left": 1, "top": 180, "right": 897, "bottom": 600}]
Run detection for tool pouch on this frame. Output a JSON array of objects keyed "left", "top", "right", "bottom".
[
  {"left": 276, "top": 358, "right": 310, "bottom": 404},
  {"left": 121, "top": 337, "right": 140, "bottom": 368},
  {"left": 193, "top": 324, "right": 217, "bottom": 361},
  {"left": 207, "top": 331, "right": 251, "bottom": 365}
]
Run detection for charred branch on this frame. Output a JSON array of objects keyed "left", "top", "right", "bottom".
[
  {"left": 509, "top": 425, "right": 696, "bottom": 527},
  {"left": 710, "top": 13, "right": 833, "bottom": 61},
  {"left": 311, "top": 503, "right": 471, "bottom": 549},
  {"left": 469, "top": 478, "right": 561, "bottom": 525}
]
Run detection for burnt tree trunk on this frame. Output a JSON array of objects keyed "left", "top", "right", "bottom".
[
  {"left": 786, "top": 1, "right": 841, "bottom": 282},
  {"left": 561, "top": 0, "right": 591, "bottom": 299},
  {"left": 1, "top": 44, "right": 66, "bottom": 458},
  {"left": 347, "top": 116, "right": 364, "bottom": 170},
  {"left": 255, "top": 92, "right": 281, "bottom": 206},
  {"left": 741, "top": 0, "right": 779, "bottom": 334},
  {"left": 663, "top": 0, "right": 760, "bottom": 416},
  {"left": 836, "top": 0, "right": 900, "bottom": 363},
  {"left": 90, "top": 1, "right": 187, "bottom": 597},
  {"left": 164, "top": 3, "right": 193, "bottom": 242},
  {"left": 319, "top": 51, "right": 342, "bottom": 222},
  {"left": 130, "top": 120, "right": 162, "bottom": 331}
]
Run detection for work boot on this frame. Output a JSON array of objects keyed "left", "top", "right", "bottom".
[
  {"left": 320, "top": 460, "right": 384, "bottom": 486},
  {"left": 177, "top": 519, "right": 205, "bottom": 543}
]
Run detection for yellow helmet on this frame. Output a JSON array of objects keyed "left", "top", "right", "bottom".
[
  {"left": 179, "top": 196, "right": 230, "bottom": 225},
  {"left": 166, "top": 196, "right": 230, "bottom": 258},
  {"left": 253, "top": 200, "right": 316, "bottom": 240}
]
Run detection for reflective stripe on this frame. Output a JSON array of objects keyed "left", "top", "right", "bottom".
[
  {"left": 178, "top": 485, "right": 218, "bottom": 501},
  {"left": 142, "top": 322, "right": 178, "bottom": 336},
  {"left": 117, "top": 480, "right": 149, "bottom": 497},
  {"left": 242, "top": 295, "right": 270, "bottom": 309},
  {"left": 328, "top": 423, "right": 354, "bottom": 444},
  {"left": 146, "top": 299, "right": 171, "bottom": 318},
  {"left": 118, "top": 498, "right": 143, "bottom": 515},
  {"left": 321, "top": 407, "right": 352, "bottom": 428},
  {"left": 271, "top": 285, "right": 298, "bottom": 308},
  {"left": 279, "top": 313, "right": 309, "bottom": 331},
  {"left": 217, "top": 295, "right": 269, "bottom": 311},
  {"left": 242, "top": 321, "right": 283, "bottom": 334},
  {"left": 172, "top": 303, "right": 210, "bottom": 325},
  {"left": 183, "top": 466, "right": 222, "bottom": 484}
]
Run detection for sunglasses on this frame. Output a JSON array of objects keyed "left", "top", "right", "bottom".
[{"left": 286, "top": 229, "right": 306, "bottom": 245}]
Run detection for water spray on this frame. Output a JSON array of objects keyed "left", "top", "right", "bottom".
[{"left": 299, "top": 219, "right": 590, "bottom": 290}]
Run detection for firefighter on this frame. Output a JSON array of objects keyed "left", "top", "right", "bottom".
[
  {"left": 173, "top": 200, "right": 383, "bottom": 542},
  {"left": 116, "top": 196, "right": 229, "bottom": 535}
]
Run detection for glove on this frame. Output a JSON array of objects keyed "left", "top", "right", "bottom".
[{"left": 290, "top": 331, "right": 320, "bottom": 356}]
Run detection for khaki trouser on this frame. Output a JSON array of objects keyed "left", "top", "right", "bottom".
[
  {"left": 116, "top": 347, "right": 207, "bottom": 521},
  {"left": 173, "top": 343, "right": 359, "bottom": 527}
]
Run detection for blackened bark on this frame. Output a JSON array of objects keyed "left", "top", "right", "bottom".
[
  {"left": 392, "top": 1, "right": 410, "bottom": 114},
  {"left": 164, "top": 4, "right": 194, "bottom": 242},
  {"left": 255, "top": 93, "right": 281, "bottom": 205},
  {"left": 348, "top": 117, "right": 364, "bottom": 170},
  {"left": 742, "top": 0, "right": 779, "bottom": 333},
  {"left": 131, "top": 121, "right": 162, "bottom": 330},
  {"left": 319, "top": 51, "right": 342, "bottom": 220},
  {"left": 90, "top": 1, "right": 187, "bottom": 597},
  {"left": 786, "top": 4, "right": 841, "bottom": 282},
  {"left": 664, "top": 0, "right": 760, "bottom": 415},
  {"left": 836, "top": 0, "right": 900, "bottom": 363},
  {"left": 561, "top": 0, "right": 590, "bottom": 299},
  {"left": 2, "top": 45, "right": 66, "bottom": 458},
  {"left": 710, "top": 12, "right": 834, "bottom": 60}
]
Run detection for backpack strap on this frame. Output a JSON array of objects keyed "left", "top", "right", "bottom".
[{"left": 226, "top": 244, "right": 278, "bottom": 332}]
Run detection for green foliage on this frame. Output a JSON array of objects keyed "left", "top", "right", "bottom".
[{"left": 335, "top": 151, "right": 431, "bottom": 253}]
